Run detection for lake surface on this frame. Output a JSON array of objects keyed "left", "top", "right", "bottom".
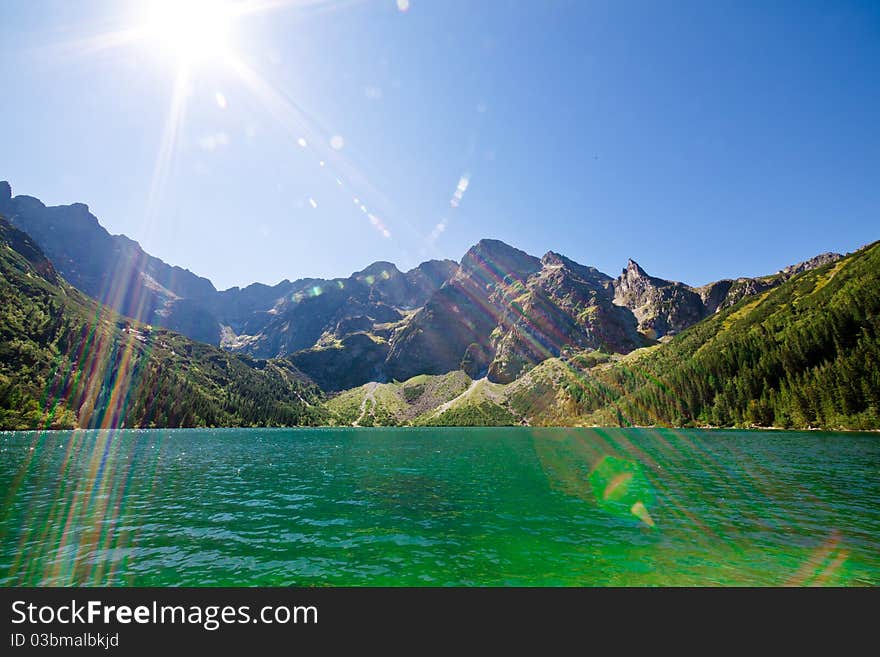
[{"left": 1, "top": 427, "right": 877, "bottom": 586}]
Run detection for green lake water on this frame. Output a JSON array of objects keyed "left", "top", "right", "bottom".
[{"left": 0, "top": 427, "right": 877, "bottom": 586}]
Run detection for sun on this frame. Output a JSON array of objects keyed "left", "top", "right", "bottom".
[{"left": 140, "top": 0, "right": 235, "bottom": 66}]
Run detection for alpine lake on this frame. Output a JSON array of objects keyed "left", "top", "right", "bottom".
[{"left": 1, "top": 427, "right": 877, "bottom": 586}]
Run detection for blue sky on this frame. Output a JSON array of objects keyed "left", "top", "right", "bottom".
[{"left": 1, "top": 0, "right": 878, "bottom": 289}]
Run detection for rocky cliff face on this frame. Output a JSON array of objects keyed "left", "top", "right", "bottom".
[
  {"left": 612, "top": 259, "right": 706, "bottom": 339},
  {"left": 385, "top": 239, "right": 543, "bottom": 381},
  {"left": 486, "top": 252, "right": 644, "bottom": 382}
]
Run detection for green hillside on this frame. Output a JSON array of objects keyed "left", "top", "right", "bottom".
[
  {"left": 0, "top": 217, "right": 328, "bottom": 430},
  {"left": 578, "top": 241, "right": 880, "bottom": 429}
]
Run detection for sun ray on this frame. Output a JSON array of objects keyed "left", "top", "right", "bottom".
[{"left": 223, "top": 53, "right": 414, "bottom": 239}]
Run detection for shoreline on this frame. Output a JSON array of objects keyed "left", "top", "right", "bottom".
[{"left": 2, "top": 425, "right": 879, "bottom": 434}]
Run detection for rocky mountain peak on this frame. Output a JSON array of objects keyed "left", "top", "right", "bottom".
[
  {"left": 460, "top": 239, "right": 541, "bottom": 281},
  {"left": 540, "top": 251, "right": 567, "bottom": 267},
  {"left": 623, "top": 258, "right": 649, "bottom": 279},
  {"left": 615, "top": 259, "right": 656, "bottom": 296},
  {"left": 0, "top": 180, "right": 11, "bottom": 202},
  {"left": 9, "top": 195, "right": 45, "bottom": 214},
  {"left": 539, "top": 251, "right": 613, "bottom": 289},
  {"left": 404, "top": 259, "right": 458, "bottom": 294},
  {"left": 353, "top": 261, "right": 401, "bottom": 280},
  {"left": 540, "top": 251, "right": 592, "bottom": 271}
]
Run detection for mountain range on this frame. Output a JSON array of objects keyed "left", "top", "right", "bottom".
[
  {"left": 0, "top": 182, "right": 844, "bottom": 386},
  {"left": 0, "top": 180, "right": 876, "bottom": 430}
]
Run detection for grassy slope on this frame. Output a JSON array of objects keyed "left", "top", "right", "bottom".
[
  {"left": 0, "top": 217, "right": 328, "bottom": 430},
  {"left": 326, "top": 371, "right": 472, "bottom": 426},
  {"left": 418, "top": 376, "right": 517, "bottom": 426}
]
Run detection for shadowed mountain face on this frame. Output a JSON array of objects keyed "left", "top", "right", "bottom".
[
  {"left": 0, "top": 182, "right": 216, "bottom": 338},
  {"left": 230, "top": 260, "right": 451, "bottom": 359},
  {"left": 0, "top": 181, "right": 845, "bottom": 391}
]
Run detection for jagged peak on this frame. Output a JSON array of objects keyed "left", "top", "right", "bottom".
[
  {"left": 541, "top": 250, "right": 580, "bottom": 267},
  {"left": 541, "top": 251, "right": 568, "bottom": 267},
  {"left": 11, "top": 194, "right": 97, "bottom": 224},
  {"left": 616, "top": 259, "right": 693, "bottom": 292},
  {"left": 0, "top": 180, "right": 11, "bottom": 201},
  {"left": 623, "top": 258, "right": 649, "bottom": 278},
  {"left": 61, "top": 202, "right": 99, "bottom": 225},
  {"left": 229, "top": 278, "right": 295, "bottom": 294}
]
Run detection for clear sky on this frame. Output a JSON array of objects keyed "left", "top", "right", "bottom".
[{"left": 1, "top": 0, "right": 878, "bottom": 290}]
